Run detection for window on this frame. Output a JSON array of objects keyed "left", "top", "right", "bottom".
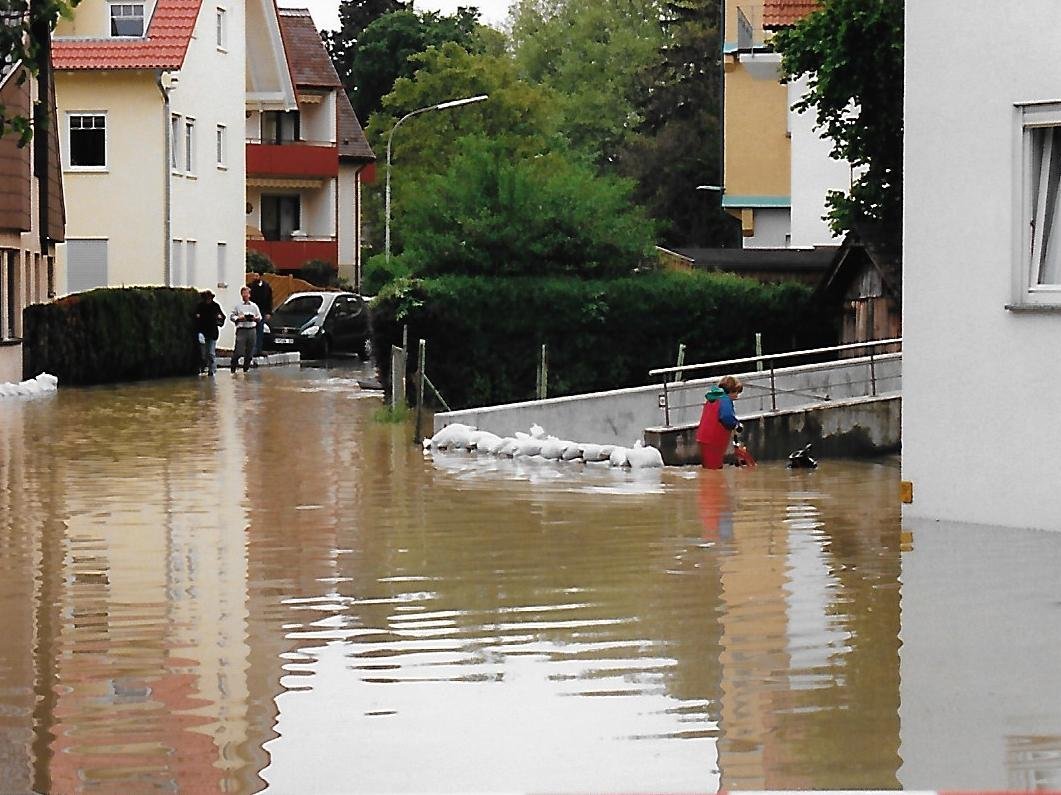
[
  {"left": 186, "top": 240, "right": 197, "bottom": 285},
  {"left": 216, "top": 6, "right": 226, "bottom": 49},
  {"left": 1017, "top": 102, "right": 1061, "bottom": 305},
  {"left": 261, "top": 194, "right": 300, "bottom": 241},
  {"left": 216, "top": 242, "right": 226, "bottom": 286},
  {"left": 216, "top": 125, "right": 226, "bottom": 167},
  {"left": 184, "top": 118, "right": 195, "bottom": 174},
  {"left": 65, "top": 239, "right": 108, "bottom": 294},
  {"left": 110, "top": 3, "right": 144, "bottom": 36},
  {"left": 68, "top": 114, "right": 106, "bottom": 168},
  {"left": 171, "top": 113, "right": 181, "bottom": 170},
  {"left": 261, "top": 111, "right": 299, "bottom": 144}
]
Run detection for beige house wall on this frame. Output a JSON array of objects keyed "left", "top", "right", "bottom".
[
  {"left": 56, "top": 72, "right": 166, "bottom": 287},
  {"left": 723, "top": 63, "right": 790, "bottom": 200}
]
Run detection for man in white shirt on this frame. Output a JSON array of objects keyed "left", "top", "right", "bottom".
[{"left": 229, "top": 285, "right": 262, "bottom": 373}]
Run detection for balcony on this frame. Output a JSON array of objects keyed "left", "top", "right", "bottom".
[
  {"left": 246, "top": 140, "right": 339, "bottom": 179},
  {"left": 247, "top": 238, "right": 338, "bottom": 272}
]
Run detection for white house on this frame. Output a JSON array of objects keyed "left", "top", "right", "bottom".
[
  {"left": 52, "top": 0, "right": 296, "bottom": 345},
  {"left": 903, "top": 0, "right": 1061, "bottom": 531}
]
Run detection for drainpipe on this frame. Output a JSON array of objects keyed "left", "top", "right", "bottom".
[
  {"left": 32, "top": 17, "right": 51, "bottom": 256},
  {"left": 156, "top": 71, "right": 171, "bottom": 285}
]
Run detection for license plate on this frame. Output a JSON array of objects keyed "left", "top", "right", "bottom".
[{"left": 274, "top": 337, "right": 294, "bottom": 345}]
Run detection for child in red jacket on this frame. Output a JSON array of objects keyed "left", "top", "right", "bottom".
[{"left": 695, "top": 375, "right": 743, "bottom": 469}]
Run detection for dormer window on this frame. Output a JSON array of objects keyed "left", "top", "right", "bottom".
[{"left": 110, "top": 3, "right": 144, "bottom": 37}]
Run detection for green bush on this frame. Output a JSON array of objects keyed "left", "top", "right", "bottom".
[
  {"left": 246, "top": 249, "right": 276, "bottom": 273},
  {"left": 362, "top": 252, "right": 412, "bottom": 296},
  {"left": 23, "top": 287, "right": 202, "bottom": 385},
  {"left": 370, "top": 271, "right": 834, "bottom": 409},
  {"left": 299, "top": 259, "right": 339, "bottom": 288}
]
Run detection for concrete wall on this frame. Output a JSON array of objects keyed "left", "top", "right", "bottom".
[
  {"left": 434, "top": 353, "right": 901, "bottom": 452},
  {"left": 646, "top": 394, "right": 901, "bottom": 466},
  {"left": 903, "top": 0, "right": 1061, "bottom": 531}
]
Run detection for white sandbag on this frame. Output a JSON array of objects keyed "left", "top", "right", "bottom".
[
  {"left": 561, "top": 443, "right": 583, "bottom": 461},
  {"left": 580, "top": 443, "right": 605, "bottom": 462},
  {"left": 539, "top": 438, "right": 566, "bottom": 460},
  {"left": 529, "top": 423, "right": 547, "bottom": 439},
  {"left": 609, "top": 446, "right": 630, "bottom": 467},
  {"left": 473, "top": 432, "right": 504, "bottom": 454},
  {"left": 627, "top": 441, "right": 664, "bottom": 469},
  {"left": 429, "top": 422, "right": 477, "bottom": 449},
  {"left": 496, "top": 437, "right": 519, "bottom": 457},
  {"left": 34, "top": 373, "right": 58, "bottom": 391},
  {"left": 514, "top": 437, "right": 543, "bottom": 457}
]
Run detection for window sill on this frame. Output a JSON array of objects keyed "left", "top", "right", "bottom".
[
  {"left": 0, "top": 337, "right": 23, "bottom": 347},
  {"left": 217, "top": 164, "right": 228, "bottom": 171},
  {"left": 1005, "top": 302, "right": 1061, "bottom": 313},
  {"left": 185, "top": 173, "right": 197, "bottom": 180},
  {"left": 66, "top": 166, "right": 107, "bottom": 173}
]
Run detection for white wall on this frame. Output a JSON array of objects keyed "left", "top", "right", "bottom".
[
  {"left": 903, "top": 0, "right": 1061, "bottom": 530},
  {"left": 788, "top": 76, "right": 849, "bottom": 248},
  {"left": 168, "top": 0, "right": 247, "bottom": 347},
  {"left": 302, "top": 182, "right": 335, "bottom": 238},
  {"left": 337, "top": 163, "right": 359, "bottom": 284},
  {"left": 742, "top": 207, "right": 791, "bottom": 248}
]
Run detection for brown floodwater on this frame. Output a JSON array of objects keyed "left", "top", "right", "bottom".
[{"left": 2, "top": 361, "right": 1061, "bottom": 793}]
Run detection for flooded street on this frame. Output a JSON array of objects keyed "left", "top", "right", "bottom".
[{"left": 2, "top": 362, "right": 1061, "bottom": 793}]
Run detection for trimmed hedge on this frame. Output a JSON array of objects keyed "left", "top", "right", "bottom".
[
  {"left": 370, "top": 271, "right": 835, "bottom": 409},
  {"left": 23, "top": 287, "right": 202, "bottom": 385}
]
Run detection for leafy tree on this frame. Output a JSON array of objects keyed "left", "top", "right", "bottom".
[
  {"left": 509, "top": 0, "right": 662, "bottom": 165},
  {"left": 344, "top": 7, "right": 484, "bottom": 121},
  {"left": 394, "top": 136, "right": 655, "bottom": 278},
  {"left": 771, "top": 0, "right": 904, "bottom": 247},
  {"left": 618, "top": 0, "right": 736, "bottom": 247},
  {"left": 0, "top": 0, "right": 81, "bottom": 142},
  {"left": 245, "top": 249, "right": 276, "bottom": 273},
  {"left": 324, "top": 0, "right": 410, "bottom": 101}
]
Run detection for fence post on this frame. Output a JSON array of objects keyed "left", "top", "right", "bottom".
[
  {"left": 661, "top": 379, "right": 671, "bottom": 427},
  {"left": 675, "top": 343, "right": 686, "bottom": 382},
  {"left": 755, "top": 333, "right": 763, "bottom": 371},
  {"left": 870, "top": 346, "right": 877, "bottom": 396},
  {"left": 389, "top": 345, "right": 406, "bottom": 409},
  {"left": 769, "top": 358, "right": 777, "bottom": 411},
  {"left": 414, "top": 338, "right": 426, "bottom": 444},
  {"left": 536, "top": 344, "right": 548, "bottom": 400}
]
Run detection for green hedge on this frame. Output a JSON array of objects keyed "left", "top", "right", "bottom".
[
  {"left": 23, "top": 287, "right": 202, "bottom": 385},
  {"left": 370, "top": 271, "right": 835, "bottom": 409}
]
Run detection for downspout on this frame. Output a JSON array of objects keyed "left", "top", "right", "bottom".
[
  {"left": 156, "top": 71, "right": 171, "bottom": 285},
  {"left": 32, "top": 17, "right": 50, "bottom": 255},
  {"left": 719, "top": 0, "right": 726, "bottom": 244}
]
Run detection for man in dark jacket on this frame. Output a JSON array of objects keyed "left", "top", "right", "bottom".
[
  {"left": 248, "top": 272, "right": 273, "bottom": 358},
  {"left": 194, "top": 290, "right": 226, "bottom": 376}
]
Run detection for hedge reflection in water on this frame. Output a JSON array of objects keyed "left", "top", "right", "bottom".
[{"left": 0, "top": 362, "right": 905, "bottom": 793}]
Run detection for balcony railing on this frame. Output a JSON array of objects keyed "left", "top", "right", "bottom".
[
  {"left": 246, "top": 140, "right": 338, "bottom": 179},
  {"left": 247, "top": 238, "right": 338, "bottom": 271}
]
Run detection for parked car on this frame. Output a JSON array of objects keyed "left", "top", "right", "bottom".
[{"left": 264, "top": 291, "right": 370, "bottom": 359}]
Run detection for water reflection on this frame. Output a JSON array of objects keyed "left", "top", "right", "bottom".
[{"left": 1, "top": 363, "right": 1057, "bottom": 791}]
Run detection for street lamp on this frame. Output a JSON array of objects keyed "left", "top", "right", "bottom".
[{"left": 385, "top": 94, "right": 489, "bottom": 260}]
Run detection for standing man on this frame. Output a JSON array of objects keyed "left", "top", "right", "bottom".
[
  {"left": 230, "top": 285, "right": 262, "bottom": 373},
  {"left": 194, "top": 290, "right": 226, "bottom": 376},
  {"left": 248, "top": 272, "right": 273, "bottom": 359}
]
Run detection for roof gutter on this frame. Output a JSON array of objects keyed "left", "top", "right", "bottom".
[{"left": 156, "top": 70, "right": 171, "bottom": 285}]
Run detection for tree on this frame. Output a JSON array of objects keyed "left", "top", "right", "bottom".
[
  {"left": 509, "top": 0, "right": 662, "bottom": 165},
  {"left": 394, "top": 136, "right": 655, "bottom": 279},
  {"left": 0, "top": 0, "right": 81, "bottom": 143},
  {"left": 324, "top": 0, "right": 410, "bottom": 103},
  {"left": 617, "top": 0, "right": 737, "bottom": 247},
  {"left": 342, "top": 7, "right": 484, "bottom": 121},
  {"left": 771, "top": 0, "right": 904, "bottom": 248}
]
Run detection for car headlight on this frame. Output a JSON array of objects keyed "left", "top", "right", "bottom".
[
  {"left": 263, "top": 323, "right": 270, "bottom": 334},
  {"left": 301, "top": 325, "right": 321, "bottom": 337}
]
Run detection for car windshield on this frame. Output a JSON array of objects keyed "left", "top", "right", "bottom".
[{"left": 273, "top": 295, "right": 324, "bottom": 325}]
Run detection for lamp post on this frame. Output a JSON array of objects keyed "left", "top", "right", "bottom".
[{"left": 385, "top": 94, "right": 488, "bottom": 260}]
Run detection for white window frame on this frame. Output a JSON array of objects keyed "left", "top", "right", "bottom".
[
  {"left": 184, "top": 117, "right": 196, "bottom": 176},
  {"left": 66, "top": 112, "right": 107, "bottom": 171},
  {"left": 170, "top": 113, "right": 181, "bottom": 171},
  {"left": 1015, "top": 101, "right": 1061, "bottom": 307},
  {"left": 216, "top": 242, "right": 227, "bottom": 287},
  {"left": 216, "top": 124, "right": 226, "bottom": 168},
  {"left": 109, "top": 2, "right": 145, "bottom": 37},
  {"left": 216, "top": 5, "right": 227, "bottom": 50}
]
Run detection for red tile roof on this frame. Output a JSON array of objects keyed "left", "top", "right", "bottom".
[
  {"left": 337, "top": 90, "right": 374, "bottom": 161},
  {"left": 763, "top": 0, "right": 819, "bottom": 29},
  {"left": 53, "top": 0, "right": 202, "bottom": 70},
  {"left": 278, "top": 8, "right": 342, "bottom": 89}
]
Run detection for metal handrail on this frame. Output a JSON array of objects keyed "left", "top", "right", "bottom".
[
  {"left": 652, "top": 337, "right": 902, "bottom": 427},
  {"left": 648, "top": 337, "right": 902, "bottom": 378}
]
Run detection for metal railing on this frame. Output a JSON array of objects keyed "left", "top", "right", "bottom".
[{"left": 648, "top": 337, "right": 902, "bottom": 427}]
